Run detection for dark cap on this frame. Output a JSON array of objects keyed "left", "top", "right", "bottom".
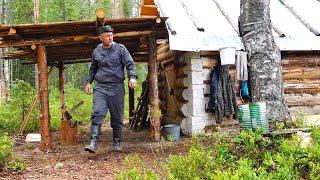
[{"left": 98, "top": 25, "right": 113, "bottom": 34}]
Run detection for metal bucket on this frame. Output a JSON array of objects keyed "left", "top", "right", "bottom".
[
  {"left": 249, "top": 102, "right": 269, "bottom": 133},
  {"left": 163, "top": 124, "right": 180, "bottom": 141},
  {"left": 238, "top": 104, "right": 252, "bottom": 130},
  {"left": 219, "top": 47, "right": 236, "bottom": 65}
]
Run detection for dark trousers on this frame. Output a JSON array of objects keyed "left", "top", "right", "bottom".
[{"left": 91, "top": 83, "right": 124, "bottom": 142}]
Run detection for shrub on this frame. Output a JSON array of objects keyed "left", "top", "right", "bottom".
[
  {"left": 0, "top": 133, "right": 14, "bottom": 170},
  {"left": 0, "top": 133, "right": 25, "bottom": 172},
  {"left": 116, "top": 153, "right": 158, "bottom": 180},
  {"left": 118, "top": 127, "right": 320, "bottom": 179}
]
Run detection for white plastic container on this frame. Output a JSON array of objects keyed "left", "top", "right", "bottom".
[
  {"left": 219, "top": 47, "right": 236, "bottom": 65},
  {"left": 25, "top": 133, "right": 41, "bottom": 142}
]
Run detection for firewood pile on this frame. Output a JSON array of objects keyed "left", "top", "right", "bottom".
[{"left": 129, "top": 80, "right": 150, "bottom": 131}]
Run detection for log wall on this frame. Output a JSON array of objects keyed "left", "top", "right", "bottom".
[
  {"left": 157, "top": 45, "right": 320, "bottom": 135},
  {"left": 282, "top": 52, "right": 320, "bottom": 115}
]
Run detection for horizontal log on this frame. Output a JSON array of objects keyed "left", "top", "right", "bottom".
[
  {"left": 289, "top": 105, "right": 320, "bottom": 115},
  {"left": 284, "top": 81, "right": 320, "bottom": 94},
  {"left": 0, "top": 31, "right": 152, "bottom": 48},
  {"left": 175, "top": 77, "right": 188, "bottom": 88},
  {"left": 157, "top": 50, "right": 176, "bottom": 63},
  {"left": 174, "top": 64, "right": 188, "bottom": 78},
  {"left": 174, "top": 89, "right": 188, "bottom": 103},
  {"left": 156, "top": 39, "right": 168, "bottom": 50},
  {"left": 157, "top": 43, "right": 169, "bottom": 54},
  {"left": 285, "top": 94, "right": 320, "bottom": 107},
  {"left": 282, "top": 59, "right": 320, "bottom": 68},
  {"left": 283, "top": 68, "right": 320, "bottom": 80},
  {"left": 160, "top": 57, "right": 175, "bottom": 67}
]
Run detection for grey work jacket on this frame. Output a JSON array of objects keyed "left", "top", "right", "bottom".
[{"left": 87, "top": 42, "right": 136, "bottom": 84}]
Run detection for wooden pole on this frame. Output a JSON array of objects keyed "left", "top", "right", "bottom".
[
  {"left": 36, "top": 44, "right": 52, "bottom": 151},
  {"left": 34, "top": 0, "right": 40, "bottom": 90},
  {"left": 95, "top": 8, "right": 105, "bottom": 35},
  {"left": 148, "top": 34, "right": 160, "bottom": 140},
  {"left": 59, "top": 61, "right": 68, "bottom": 145}
]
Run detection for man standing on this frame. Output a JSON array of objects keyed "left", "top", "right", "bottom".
[{"left": 84, "top": 25, "right": 137, "bottom": 153}]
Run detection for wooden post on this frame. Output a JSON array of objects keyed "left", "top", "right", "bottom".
[
  {"left": 36, "top": 44, "right": 52, "bottom": 151},
  {"left": 59, "top": 61, "right": 77, "bottom": 145},
  {"left": 148, "top": 34, "right": 160, "bottom": 140},
  {"left": 59, "top": 61, "right": 68, "bottom": 144},
  {"left": 129, "top": 88, "right": 135, "bottom": 118},
  {"left": 96, "top": 8, "right": 105, "bottom": 35}
]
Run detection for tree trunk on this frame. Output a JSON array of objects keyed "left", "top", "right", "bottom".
[
  {"left": 37, "top": 44, "right": 52, "bottom": 151},
  {"left": 148, "top": 34, "right": 160, "bottom": 140},
  {"left": 34, "top": 0, "right": 40, "bottom": 89},
  {"left": 1, "top": 0, "right": 8, "bottom": 103},
  {"left": 239, "top": 0, "right": 291, "bottom": 121}
]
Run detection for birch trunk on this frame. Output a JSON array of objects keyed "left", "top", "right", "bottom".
[
  {"left": 34, "top": 0, "right": 40, "bottom": 89},
  {"left": 239, "top": 0, "right": 291, "bottom": 121}
]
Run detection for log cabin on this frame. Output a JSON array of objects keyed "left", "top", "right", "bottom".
[
  {"left": 141, "top": 0, "right": 320, "bottom": 135},
  {"left": 1, "top": 0, "right": 320, "bottom": 150}
]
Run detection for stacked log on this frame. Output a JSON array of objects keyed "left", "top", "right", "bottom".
[
  {"left": 282, "top": 52, "right": 320, "bottom": 114},
  {"left": 157, "top": 40, "right": 188, "bottom": 124}
]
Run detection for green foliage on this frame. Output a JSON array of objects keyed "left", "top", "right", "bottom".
[
  {"left": 116, "top": 153, "right": 158, "bottom": 180},
  {"left": 0, "top": 80, "right": 92, "bottom": 133},
  {"left": 234, "top": 128, "right": 265, "bottom": 154},
  {"left": 0, "top": 133, "right": 26, "bottom": 171},
  {"left": 0, "top": 133, "right": 13, "bottom": 170},
  {"left": 166, "top": 144, "right": 216, "bottom": 179},
  {"left": 0, "top": 80, "right": 39, "bottom": 133},
  {"left": 122, "top": 0, "right": 133, "bottom": 17},
  {"left": 293, "top": 109, "right": 308, "bottom": 127},
  {"left": 118, "top": 127, "right": 320, "bottom": 179},
  {"left": 49, "top": 84, "right": 92, "bottom": 130}
]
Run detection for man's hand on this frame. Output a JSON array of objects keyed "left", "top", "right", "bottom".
[
  {"left": 85, "top": 83, "right": 92, "bottom": 94},
  {"left": 128, "top": 79, "right": 137, "bottom": 89}
]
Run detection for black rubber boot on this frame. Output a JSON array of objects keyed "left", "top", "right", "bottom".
[
  {"left": 84, "top": 124, "right": 101, "bottom": 153},
  {"left": 113, "top": 138, "right": 122, "bottom": 151}
]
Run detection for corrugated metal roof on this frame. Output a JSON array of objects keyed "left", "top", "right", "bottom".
[{"left": 154, "top": 0, "right": 320, "bottom": 51}]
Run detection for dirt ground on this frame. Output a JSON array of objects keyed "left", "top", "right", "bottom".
[{"left": 0, "top": 124, "right": 189, "bottom": 180}]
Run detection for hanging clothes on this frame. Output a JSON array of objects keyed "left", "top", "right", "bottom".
[
  {"left": 207, "top": 64, "right": 237, "bottom": 124},
  {"left": 207, "top": 65, "right": 220, "bottom": 112},
  {"left": 236, "top": 51, "right": 250, "bottom": 99},
  {"left": 236, "top": 51, "right": 248, "bottom": 81}
]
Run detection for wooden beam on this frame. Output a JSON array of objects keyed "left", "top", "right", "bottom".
[
  {"left": 148, "top": 34, "right": 160, "bottom": 141},
  {"left": 0, "top": 31, "right": 152, "bottom": 48},
  {"left": 36, "top": 44, "right": 52, "bottom": 151}
]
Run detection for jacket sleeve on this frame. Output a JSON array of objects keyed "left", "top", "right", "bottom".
[
  {"left": 121, "top": 46, "right": 136, "bottom": 79},
  {"left": 86, "top": 52, "right": 98, "bottom": 84}
]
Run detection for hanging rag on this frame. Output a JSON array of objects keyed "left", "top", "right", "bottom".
[
  {"left": 207, "top": 64, "right": 237, "bottom": 124},
  {"left": 207, "top": 65, "right": 220, "bottom": 112},
  {"left": 236, "top": 51, "right": 248, "bottom": 81}
]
